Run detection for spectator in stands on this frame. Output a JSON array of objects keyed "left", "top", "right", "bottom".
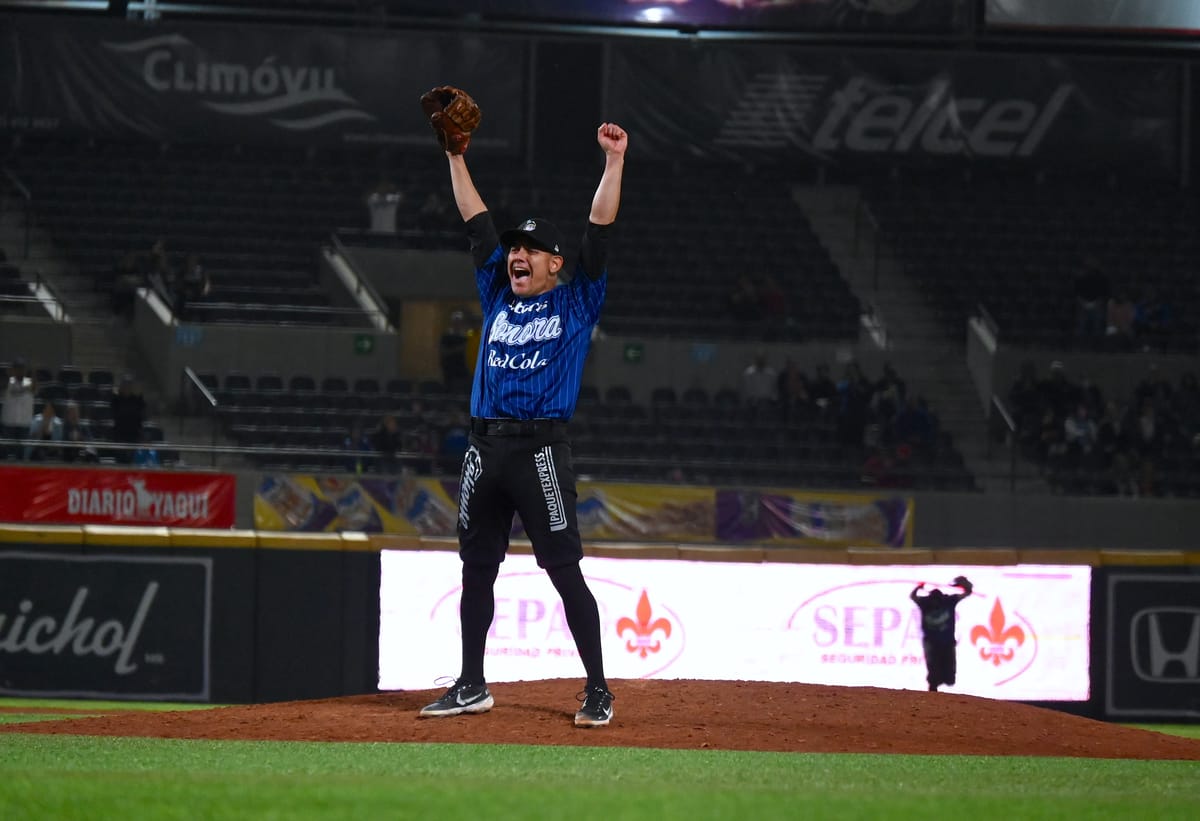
[
  {"left": 776, "top": 359, "right": 813, "bottom": 423},
  {"left": 893, "top": 396, "right": 936, "bottom": 450},
  {"left": 133, "top": 427, "right": 161, "bottom": 468},
  {"left": 110, "top": 252, "right": 144, "bottom": 320},
  {"left": 60, "top": 400, "right": 98, "bottom": 463},
  {"left": 1039, "top": 360, "right": 1079, "bottom": 419},
  {"left": 439, "top": 410, "right": 471, "bottom": 473},
  {"left": 1062, "top": 403, "right": 1098, "bottom": 466},
  {"left": 372, "top": 413, "right": 403, "bottom": 474},
  {"left": 366, "top": 178, "right": 402, "bottom": 235},
  {"left": 835, "top": 362, "right": 873, "bottom": 447},
  {"left": 343, "top": 417, "right": 374, "bottom": 474},
  {"left": 179, "top": 253, "right": 211, "bottom": 320},
  {"left": 1073, "top": 256, "right": 1109, "bottom": 344},
  {"left": 861, "top": 444, "right": 894, "bottom": 487},
  {"left": 1009, "top": 360, "right": 1042, "bottom": 429},
  {"left": 403, "top": 398, "right": 438, "bottom": 475},
  {"left": 1111, "top": 444, "right": 1142, "bottom": 497},
  {"left": 1094, "top": 399, "right": 1125, "bottom": 467},
  {"left": 1077, "top": 374, "right": 1104, "bottom": 418},
  {"left": 862, "top": 443, "right": 913, "bottom": 489},
  {"left": 24, "top": 398, "right": 63, "bottom": 461},
  {"left": 141, "top": 238, "right": 177, "bottom": 307},
  {"left": 1127, "top": 397, "right": 1163, "bottom": 457},
  {"left": 109, "top": 374, "right": 147, "bottom": 464},
  {"left": 1, "top": 357, "right": 36, "bottom": 459},
  {"left": 1105, "top": 291, "right": 1136, "bottom": 351},
  {"left": 808, "top": 362, "right": 837, "bottom": 418},
  {"left": 741, "top": 351, "right": 778, "bottom": 409},
  {"left": 1134, "top": 363, "right": 1174, "bottom": 412},
  {"left": 1035, "top": 404, "right": 1064, "bottom": 464},
  {"left": 439, "top": 310, "right": 472, "bottom": 394},
  {"left": 872, "top": 362, "right": 906, "bottom": 421}
]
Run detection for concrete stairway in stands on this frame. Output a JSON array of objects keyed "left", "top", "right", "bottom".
[{"left": 792, "top": 183, "right": 1048, "bottom": 494}]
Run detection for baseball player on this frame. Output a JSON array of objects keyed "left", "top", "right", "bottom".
[
  {"left": 417, "top": 116, "right": 627, "bottom": 728},
  {"left": 910, "top": 576, "right": 973, "bottom": 692}
]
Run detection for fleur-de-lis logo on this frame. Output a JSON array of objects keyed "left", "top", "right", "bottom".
[
  {"left": 616, "top": 590, "right": 672, "bottom": 659},
  {"left": 969, "top": 599, "right": 1026, "bottom": 666}
]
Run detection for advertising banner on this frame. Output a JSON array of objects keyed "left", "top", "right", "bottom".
[
  {"left": 569, "top": 482, "right": 715, "bottom": 542},
  {"left": 257, "top": 474, "right": 911, "bottom": 547},
  {"left": 715, "top": 487, "right": 911, "bottom": 545},
  {"left": 362, "top": 1, "right": 962, "bottom": 32},
  {"left": 254, "top": 474, "right": 458, "bottom": 535},
  {"left": 485, "top": 0, "right": 962, "bottom": 32},
  {"left": 0, "top": 552, "right": 212, "bottom": 699},
  {"left": 379, "top": 552, "right": 1092, "bottom": 701},
  {"left": 609, "top": 43, "right": 1182, "bottom": 177},
  {"left": 0, "top": 17, "right": 525, "bottom": 150},
  {"left": 986, "top": 1, "right": 1200, "bottom": 35},
  {"left": 1105, "top": 573, "right": 1200, "bottom": 719},
  {"left": 0, "top": 466, "right": 236, "bottom": 528}
]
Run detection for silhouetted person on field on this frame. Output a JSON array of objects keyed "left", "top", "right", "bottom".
[{"left": 910, "top": 575, "right": 973, "bottom": 692}]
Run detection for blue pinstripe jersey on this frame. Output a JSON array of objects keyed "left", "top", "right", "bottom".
[{"left": 469, "top": 219, "right": 607, "bottom": 421}]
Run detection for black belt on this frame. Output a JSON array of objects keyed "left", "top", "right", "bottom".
[{"left": 470, "top": 418, "right": 567, "bottom": 437}]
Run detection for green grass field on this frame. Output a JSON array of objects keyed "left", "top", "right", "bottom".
[{"left": 0, "top": 702, "right": 1197, "bottom": 820}]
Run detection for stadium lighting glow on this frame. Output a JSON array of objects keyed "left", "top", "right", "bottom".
[{"left": 637, "top": 7, "right": 674, "bottom": 24}]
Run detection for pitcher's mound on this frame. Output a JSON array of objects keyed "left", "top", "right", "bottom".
[{"left": 7, "top": 679, "right": 1199, "bottom": 760}]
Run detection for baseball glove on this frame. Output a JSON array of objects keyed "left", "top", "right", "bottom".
[
  {"left": 953, "top": 575, "right": 973, "bottom": 589},
  {"left": 419, "top": 85, "right": 481, "bottom": 155}
]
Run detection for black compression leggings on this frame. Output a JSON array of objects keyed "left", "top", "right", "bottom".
[
  {"left": 547, "top": 561, "right": 607, "bottom": 690},
  {"left": 458, "top": 561, "right": 607, "bottom": 690}
]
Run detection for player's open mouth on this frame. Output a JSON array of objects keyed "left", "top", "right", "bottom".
[{"left": 511, "top": 265, "right": 530, "bottom": 280}]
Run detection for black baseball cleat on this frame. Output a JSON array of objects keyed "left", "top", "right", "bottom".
[
  {"left": 574, "top": 684, "right": 615, "bottom": 727},
  {"left": 419, "top": 679, "right": 494, "bottom": 718}
]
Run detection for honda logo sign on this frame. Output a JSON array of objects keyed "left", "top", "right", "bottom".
[
  {"left": 1106, "top": 574, "right": 1200, "bottom": 719},
  {"left": 1131, "top": 608, "right": 1200, "bottom": 683}
]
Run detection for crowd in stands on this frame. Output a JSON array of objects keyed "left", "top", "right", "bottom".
[
  {"left": 7, "top": 137, "right": 1197, "bottom": 497},
  {"left": 207, "top": 355, "right": 973, "bottom": 493},
  {"left": 111, "top": 237, "right": 213, "bottom": 321},
  {"left": 1, "top": 356, "right": 164, "bottom": 465},
  {"left": 717, "top": 355, "right": 954, "bottom": 490},
  {"left": 1009, "top": 360, "right": 1200, "bottom": 497}
]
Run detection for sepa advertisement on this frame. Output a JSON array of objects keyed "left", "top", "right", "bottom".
[{"left": 379, "top": 552, "right": 1092, "bottom": 701}]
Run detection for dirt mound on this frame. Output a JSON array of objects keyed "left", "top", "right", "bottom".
[{"left": 7, "top": 679, "right": 1198, "bottom": 760}]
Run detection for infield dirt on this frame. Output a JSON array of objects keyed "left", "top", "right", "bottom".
[{"left": 5, "top": 679, "right": 1200, "bottom": 760}]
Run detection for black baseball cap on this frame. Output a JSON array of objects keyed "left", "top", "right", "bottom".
[{"left": 500, "top": 217, "right": 564, "bottom": 257}]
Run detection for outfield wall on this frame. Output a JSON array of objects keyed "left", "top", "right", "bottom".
[{"left": 1, "top": 525, "right": 1196, "bottom": 720}]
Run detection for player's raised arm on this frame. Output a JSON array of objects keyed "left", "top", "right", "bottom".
[
  {"left": 589, "top": 123, "right": 627, "bottom": 226},
  {"left": 447, "top": 152, "right": 486, "bottom": 223},
  {"left": 420, "top": 85, "right": 487, "bottom": 222}
]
